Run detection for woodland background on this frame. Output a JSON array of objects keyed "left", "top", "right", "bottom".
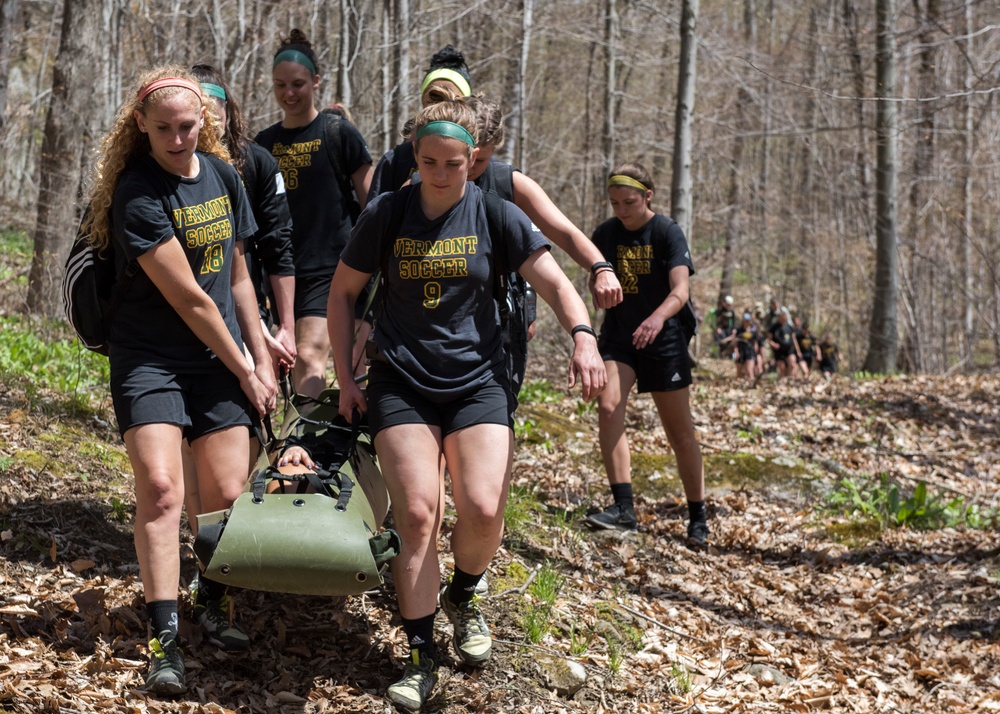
[{"left": 1, "top": 0, "right": 1000, "bottom": 375}]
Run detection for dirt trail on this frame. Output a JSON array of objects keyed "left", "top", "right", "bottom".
[{"left": 0, "top": 363, "right": 998, "bottom": 712}]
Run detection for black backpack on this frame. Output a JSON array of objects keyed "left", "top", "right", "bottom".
[
  {"left": 375, "top": 185, "right": 530, "bottom": 397},
  {"left": 650, "top": 215, "right": 698, "bottom": 344},
  {"left": 62, "top": 208, "right": 137, "bottom": 356}
]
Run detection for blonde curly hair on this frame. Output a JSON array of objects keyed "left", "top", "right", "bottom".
[{"left": 83, "top": 65, "right": 229, "bottom": 251}]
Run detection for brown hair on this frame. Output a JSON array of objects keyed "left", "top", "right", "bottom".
[
  {"left": 412, "top": 99, "right": 479, "bottom": 156},
  {"left": 274, "top": 28, "right": 321, "bottom": 76},
  {"left": 189, "top": 63, "right": 248, "bottom": 176},
  {"left": 609, "top": 161, "right": 655, "bottom": 194},
  {"left": 465, "top": 94, "right": 505, "bottom": 149}
]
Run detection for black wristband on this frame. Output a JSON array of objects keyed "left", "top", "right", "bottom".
[
  {"left": 571, "top": 324, "right": 598, "bottom": 339},
  {"left": 590, "top": 261, "right": 614, "bottom": 275}
]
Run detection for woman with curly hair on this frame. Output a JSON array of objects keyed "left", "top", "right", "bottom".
[{"left": 82, "top": 65, "right": 277, "bottom": 695}]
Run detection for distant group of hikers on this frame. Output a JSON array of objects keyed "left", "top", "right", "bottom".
[
  {"left": 705, "top": 295, "right": 840, "bottom": 383},
  {"left": 76, "top": 30, "right": 711, "bottom": 710}
]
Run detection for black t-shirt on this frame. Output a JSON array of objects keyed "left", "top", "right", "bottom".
[
  {"left": 797, "top": 330, "right": 815, "bottom": 355},
  {"left": 109, "top": 152, "right": 257, "bottom": 373},
  {"left": 367, "top": 140, "right": 416, "bottom": 200},
  {"left": 242, "top": 142, "right": 295, "bottom": 321},
  {"left": 254, "top": 114, "right": 371, "bottom": 277},
  {"left": 341, "top": 183, "right": 549, "bottom": 399},
  {"left": 769, "top": 322, "right": 795, "bottom": 355},
  {"left": 819, "top": 342, "right": 838, "bottom": 369},
  {"left": 592, "top": 213, "right": 695, "bottom": 357}
]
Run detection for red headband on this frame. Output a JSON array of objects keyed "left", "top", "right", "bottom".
[{"left": 138, "top": 77, "right": 202, "bottom": 103}]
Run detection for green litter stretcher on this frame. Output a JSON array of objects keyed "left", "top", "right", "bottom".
[{"left": 194, "top": 385, "right": 400, "bottom": 597}]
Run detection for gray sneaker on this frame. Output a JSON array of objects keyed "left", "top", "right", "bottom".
[
  {"left": 194, "top": 594, "right": 250, "bottom": 651},
  {"left": 145, "top": 631, "right": 185, "bottom": 695},
  {"left": 687, "top": 520, "right": 710, "bottom": 548},
  {"left": 386, "top": 651, "right": 437, "bottom": 711},
  {"left": 440, "top": 584, "right": 492, "bottom": 666}
]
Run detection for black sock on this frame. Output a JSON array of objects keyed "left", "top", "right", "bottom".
[
  {"left": 147, "top": 600, "right": 179, "bottom": 640},
  {"left": 448, "top": 567, "right": 485, "bottom": 606},
  {"left": 611, "top": 482, "right": 634, "bottom": 511},
  {"left": 195, "top": 573, "right": 227, "bottom": 605},
  {"left": 401, "top": 613, "right": 437, "bottom": 665},
  {"left": 687, "top": 499, "right": 706, "bottom": 524}
]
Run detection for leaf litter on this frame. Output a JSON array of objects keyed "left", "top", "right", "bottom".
[{"left": 0, "top": 362, "right": 998, "bottom": 712}]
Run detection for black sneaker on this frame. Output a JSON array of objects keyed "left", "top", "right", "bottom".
[
  {"left": 194, "top": 593, "right": 250, "bottom": 651},
  {"left": 687, "top": 520, "right": 710, "bottom": 547},
  {"left": 386, "top": 650, "right": 437, "bottom": 711},
  {"left": 584, "top": 503, "right": 638, "bottom": 532},
  {"left": 145, "top": 631, "right": 185, "bottom": 695}
]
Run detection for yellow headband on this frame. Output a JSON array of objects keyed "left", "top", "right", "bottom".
[{"left": 608, "top": 175, "right": 650, "bottom": 192}]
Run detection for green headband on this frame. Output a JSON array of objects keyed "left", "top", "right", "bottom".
[
  {"left": 608, "top": 175, "right": 650, "bottom": 192},
  {"left": 273, "top": 49, "right": 317, "bottom": 75},
  {"left": 200, "top": 82, "right": 227, "bottom": 100},
  {"left": 421, "top": 68, "right": 471, "bottom": 98},
  {"left": 415, "top": 120, "right": 476, "bottom": 147}
]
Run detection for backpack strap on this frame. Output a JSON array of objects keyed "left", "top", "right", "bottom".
[
  {"left": 321, "top": 112, "right": 361, "bottom": 220},
  {"left": 481, "top": 189, "right": 511, "bottom": 304},
  {"left": 650, "top": 215, "right": 698, "bottom": 341}
]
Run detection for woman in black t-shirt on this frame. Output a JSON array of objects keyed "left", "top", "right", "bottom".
[
  {"left": 255, "top": 29, "right": 373, "bottom": 400},
  {"left": 328, "top": 99, "right": 605, "bottom": 711},
  {"left": 368, "top": 45, "right": 474, "bottom": 199},
  {"left": 81, "top": 66, "right": 277, "bottom": 695},
  {"left": 464, "top": 95, "right": 623, "bottom": 310},
  {"left": 795, "top": 317, "right": 816, "bottom": 380},
  {"left": 768, "top": 308, "right": 801, "bottom": 380},
  {"left": 191, "top": 63, "right": 296, "bottom": 370},
  {"left": 585, "top": 163, "right": 710, "bottom": 548}
]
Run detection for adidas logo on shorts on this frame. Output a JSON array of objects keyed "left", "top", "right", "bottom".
[{"left": 671, "top": 373, "right": 681, "bottom": 382}]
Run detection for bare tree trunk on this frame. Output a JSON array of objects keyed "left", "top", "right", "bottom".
[
  {"left": 841, "top": 0, "right": 871, "bottom": 221},
  {"left": 863, "top": 0, "right": 899, "bottom": 374},
  {"left": 0, "top": 0, "right": 18, "bottom": 133},
  {"left": 338, "top": 0, "right": 352, "bottom": 106},
  {"left": 671, "top": 0, "right": 698, "bottom": 243},
  {"left": 513, "top": 0, "right": 533, "bottom": 170},
  {"left": 380, "top": 0, "right": 392, "bottom": 153},
  {"left": 27, "top": 0, "right": 112, "bottom": 316},
  {"left": 393, "top": 0, "right": 410, "bottom": 133},
  {"left": 603, "top": 0, "right": 618, "bottom": 175},
  {"left": 719, "top": 0, "right": 756, "bottom": 301},
  {"left": 962, "top": 0, "right": 975, "bottom": 369}
]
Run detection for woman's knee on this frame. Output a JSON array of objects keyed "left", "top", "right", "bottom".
[{"left": 135, "top": 471, "right": 184, "bottom": 520}]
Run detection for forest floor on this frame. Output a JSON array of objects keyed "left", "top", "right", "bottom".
[{"left": 1, "top": 342, "right": 1000, "bottom": 713}]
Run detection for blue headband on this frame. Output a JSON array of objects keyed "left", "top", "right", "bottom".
[
  {"left": 415, "top": 120, "right": 476, "bottom": 147},
  {"left": 273, "top": 49, "right": 317, "bottom": 75},
  {"left": 200, "top": 83, "right": 227, "bottom": 100}
]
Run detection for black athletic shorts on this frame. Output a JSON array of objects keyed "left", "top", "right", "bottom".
[
  {"left": 365, "top": 363, "right": 515, "bottom": 437},
  {"left": 294, "top": 272, "right": 375, "bottom": 321},
  {"left": 111, "top": 366, "right": 253, "bottom": 440},
  {"left": 774, "top": 348, "right": 794, "bottom": 363},
  {"left": 600, "top": 338, "right": 692, "bottom": 394},
  {"left": 294, "top": 273, "right": 333, "bottom": 320}
]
